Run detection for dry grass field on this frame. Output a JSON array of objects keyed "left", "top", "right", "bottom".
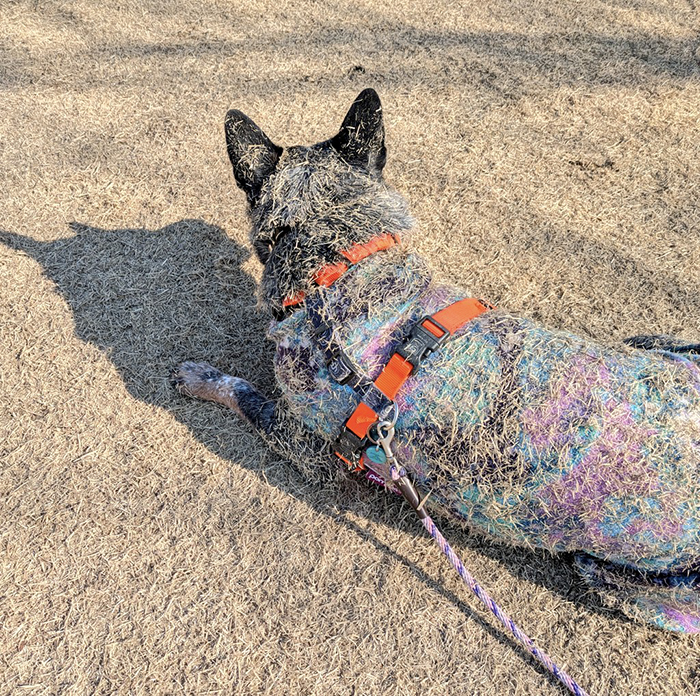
[{"left": 1, "top": 0, "right": 700, "bottom": 693}]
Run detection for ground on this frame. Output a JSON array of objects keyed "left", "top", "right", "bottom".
[{"left": 1, "top": 0, "right": 699, "bottom": 694}]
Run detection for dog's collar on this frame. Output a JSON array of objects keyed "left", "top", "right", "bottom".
[{"left": 281, "top": 232, "right": 400, "bottom": 309}]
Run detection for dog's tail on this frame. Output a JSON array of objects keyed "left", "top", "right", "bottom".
[
  {"left": 624, "top": 334, "right": 700, "bottom": 357},
  {"left": 575, "top": 553, "right": 700, "bottom": 633}
]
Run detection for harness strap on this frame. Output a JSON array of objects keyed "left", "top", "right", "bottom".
[{"left": 335, "top": 297, "right": 492, "bottom": 466}]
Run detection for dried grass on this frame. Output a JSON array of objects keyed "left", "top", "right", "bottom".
[{"left": 1, "top": 0, "right": 700, "bottom": 693}]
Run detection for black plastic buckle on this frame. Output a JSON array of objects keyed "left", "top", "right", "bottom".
[
  {"left": 335, "top": 427, "right": 364, "bottom": 467},
  {"left": 396, "top": 316, "right": 451, "bottom": 374},
  {"left": 360, "top": 382, "right": 393, "bottom": 415},
  {"left": 327, "top": 351, "right": 356, "bottom": 385}
]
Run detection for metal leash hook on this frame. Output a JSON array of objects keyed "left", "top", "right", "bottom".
[
  {"left": 368, "top": 420, "right": 397, "bottom": 466},
  {"left": 366, "top": 405, "right": 428, "bottom": 520},
  {"left": 364, "top": 406, "right": 400, "bottom": 491}
]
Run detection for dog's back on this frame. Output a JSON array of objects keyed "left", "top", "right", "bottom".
[{"left": 271, "top": 249, "right": 700, "bottom": 574}]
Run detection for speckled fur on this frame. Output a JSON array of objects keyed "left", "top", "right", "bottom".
[{"left": 174, "top": 90, "right": 700, "bottom": 633}]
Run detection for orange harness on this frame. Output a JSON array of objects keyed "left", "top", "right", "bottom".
[
  {"left": 336, "top": 297, "right": 491, "bottom": 466},
  {"left": 286, "top": 233, "right": 492, "bottom": 468}
]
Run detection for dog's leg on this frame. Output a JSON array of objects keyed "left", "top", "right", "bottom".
[
  {"left": 624, "top": 334, "right": 700, "bottom": 354},
  {"left": 575, "top": 553, "right": 700, "bottom": 633},
  {"left": 171, "top": 361, "right": 333, "bottom": 476}
]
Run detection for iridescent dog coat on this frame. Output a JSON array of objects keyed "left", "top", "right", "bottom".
[{"left": 174, "top": 89, "right": 700, "bottom": 633}]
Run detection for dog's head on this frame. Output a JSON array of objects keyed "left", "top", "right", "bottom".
[{"left": 224, "top": 89, "right": 413, "bottom": 313}]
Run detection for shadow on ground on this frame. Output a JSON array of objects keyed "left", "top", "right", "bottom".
[{"left": 0, "top": 219, "right": 633, "bottom": 689}]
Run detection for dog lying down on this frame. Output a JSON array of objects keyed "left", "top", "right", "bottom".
[{"left": 173, "top": 89, "right": 700, "bottom": 633}]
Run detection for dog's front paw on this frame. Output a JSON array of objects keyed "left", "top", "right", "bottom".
[
  {"left": 170, "top": 361, "right": 224, "bottom": 398},
  {"left": 170, "top": 361, "right": 257, "bottom": 419}
]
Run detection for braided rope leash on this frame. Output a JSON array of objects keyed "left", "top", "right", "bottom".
[
  {"left": 368, "top": 418, "right": 590, "bottom": 696},
  {"left": 419, "top": 511, "right": 589, "bottom": 696}
]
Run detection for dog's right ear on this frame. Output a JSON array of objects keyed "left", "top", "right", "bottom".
[
  {"left": 330, "top": 89, "right": 386, "bottom": 174},
  {"left": 225, "top": 110, "right": 282, "bottom": 203}
]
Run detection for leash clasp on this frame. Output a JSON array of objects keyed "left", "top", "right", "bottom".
[
  {"left": 365, "top": 405, "right": 429, "bottom": 520},
  {"left": 370, "top": 421, "right": 397, "bottom": 465},
  {"left": 367, "top": 403, "right": 399, "bottom": 465}
]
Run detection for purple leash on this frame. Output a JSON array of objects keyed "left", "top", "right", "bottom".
[
  {"left": 420, "top": 513, "right": 589, "bottom": 696},
  {"left": 366, "top": 417, "right": 591, "bottom": 696}
]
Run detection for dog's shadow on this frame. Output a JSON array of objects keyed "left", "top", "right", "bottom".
[{"left": 0, "top": 219, "right": 630, "bottom": 682}]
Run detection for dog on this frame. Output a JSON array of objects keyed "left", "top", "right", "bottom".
[{"left": 173, "top": 89, "right": 700, "bottom": 633}]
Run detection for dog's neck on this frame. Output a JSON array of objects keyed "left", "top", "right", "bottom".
[{"left": 277, "top": 231, "right": 402, "bottom": 315}]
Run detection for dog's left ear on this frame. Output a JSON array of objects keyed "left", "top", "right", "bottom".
[
  {"left": 330, "top": 89, "right": 386, "bottom": 173},
  {"left": 225, "top": 110, "right": 283, "bottom": 204}
]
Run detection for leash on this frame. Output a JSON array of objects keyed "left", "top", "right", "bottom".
[{"left": 367, "top": 414, "right": 591, "bottom": 696}]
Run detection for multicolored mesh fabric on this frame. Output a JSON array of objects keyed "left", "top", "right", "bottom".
[{"left": 270, "top": 250, "right": 700, "bottom": 632}]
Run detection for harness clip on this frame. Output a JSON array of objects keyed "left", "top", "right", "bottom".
[
  {"left": 397, "top": 316, "right": 451, "bottom": 374},
  {"left": 327, "top": 351, "right": 356, "bottom": 385}
]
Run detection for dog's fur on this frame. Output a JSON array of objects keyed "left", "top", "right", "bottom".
[{"left": 174, "top": 89, "right": 700, "bottom": 633}]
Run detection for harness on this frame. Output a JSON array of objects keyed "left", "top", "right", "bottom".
[
  {"left": 307, "top": 295, "right": 491, "bottom": 470},
  {"left": 282, "top": 232, "right": 491, "bottom": 471}
]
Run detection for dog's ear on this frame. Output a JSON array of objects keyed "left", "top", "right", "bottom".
[
  {"left": 330, "top": 89, "right": 386, "bottom": 173},
  {"left": 225, "top": 110, "right": 282, "bottom": 203}
]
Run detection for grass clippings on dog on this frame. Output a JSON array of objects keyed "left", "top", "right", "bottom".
[{"left": 1, "top": 1, "right": 699, "bottom": 694}]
